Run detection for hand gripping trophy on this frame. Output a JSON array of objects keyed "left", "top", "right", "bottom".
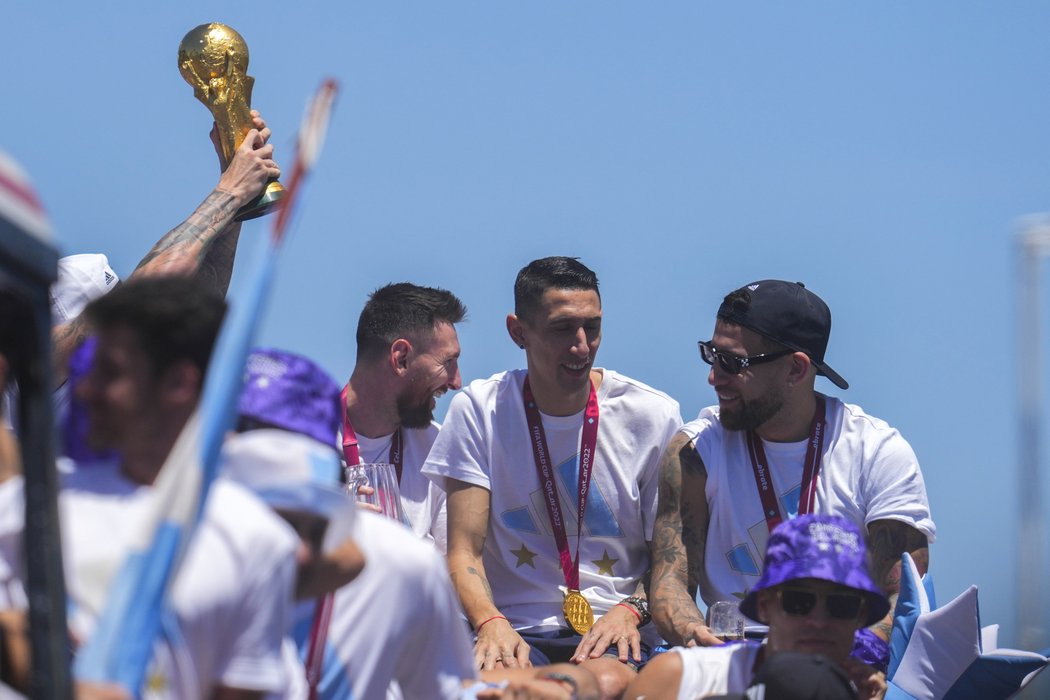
[{"left": 178, "top": 23, "right": 284, "bottom": 220}]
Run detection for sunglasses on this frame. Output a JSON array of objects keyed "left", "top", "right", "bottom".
[
  {"left": 777, "top": 588, "right": 865, "bottom": 620},
  {"left": 697, "top": 340, "right": 794, "bottom": 375}
]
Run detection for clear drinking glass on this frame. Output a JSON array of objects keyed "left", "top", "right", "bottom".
[
  {"left": 345, "top": 462, "right": 412, "bottom": 527},
  {"left": 706, "top": 600, "right": 746, "bottom": 642}
]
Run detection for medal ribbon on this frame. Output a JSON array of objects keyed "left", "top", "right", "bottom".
[
  {"left": 340, "top": 384, "right": 403, "bottom": 480},
  {"left": 310, "top": 385, "right": 404, "bottom": 695},
  {"left": 522, "top": 376, "right": 599, "bottom": 591},
  {"left": 745, "top": 394, "right": 827, "bottom": 534}
]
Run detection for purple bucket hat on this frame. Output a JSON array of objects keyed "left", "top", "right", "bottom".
[
  {"left": 238, "top": 348, "right": 341, "bottom": 448},
  {"left": 738, "top": 514, "right": 890, "bottom": 627}
]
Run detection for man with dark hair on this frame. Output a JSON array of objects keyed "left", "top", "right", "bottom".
[
  {"left": 649, "top": 280, "right": 934, "bottom": 667},
  {"left": 424, "top": 256, "right": 682, "bottom": 699},
  {"left": 59, "top": 276, "right": 299, "bottom": 699},
  {"left": 341, "top": 282, "right": 466, "bottom": 549},
  {"left": 230, "top": 347, "right": 477, "bottom": 699}
]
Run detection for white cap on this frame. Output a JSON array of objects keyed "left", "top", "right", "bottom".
[
  {"left": 222, "top": 429, "right": 357, "bottom": 553},
  {"left": 50, "top": 253, "right": 120, "bottom": 324}
]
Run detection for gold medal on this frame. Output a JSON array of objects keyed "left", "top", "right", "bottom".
[{"left": 563, "top": 589, "right": 595, "bottom": 634}]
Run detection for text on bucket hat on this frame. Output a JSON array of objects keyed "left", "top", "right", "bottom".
[
  {"left": 717, "top": 280, "right": 848, "bottom": 390},
  {"left": 738, "top": 514, "right": 890, "bottom": 627},
  {"left": 238, "top": 348, "right": 341, "bottom": 447}
]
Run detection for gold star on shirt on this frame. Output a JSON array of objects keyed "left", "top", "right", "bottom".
[
  {"left": 511, "top": 543, "right": 538, "bottom": 568},
  {"left": 145, "top": 669, "right": 168, "bottom": 693},
  {"left": 591, "top": 549, "right": 619, "bottom": 576}
]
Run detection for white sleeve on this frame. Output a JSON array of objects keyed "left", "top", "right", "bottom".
[
  {"left": 392, "top": 548, "right": 476, "bottom": 698},
  {"left": 422, "top": 389, "right": 492, "bottom": 491},
  {"left": 216, "top": 539, "right": 297, "bottom": 692},
  {"left": 860, "top": 430, "right": 936, "bottom": 542}
]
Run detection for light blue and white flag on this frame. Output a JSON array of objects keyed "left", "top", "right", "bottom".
[
  {"left": 74, "top": 79, "right": 339, "bottom": 696},
  {"left": 886, "top": 553, "right": 1049, "bottom": 700}
]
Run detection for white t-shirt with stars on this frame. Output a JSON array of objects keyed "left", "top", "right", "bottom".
[{"left": 423, "top": 369, "right": 681, "bottom": 647}]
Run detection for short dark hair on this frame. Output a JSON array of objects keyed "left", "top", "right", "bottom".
[
  {"left": 355, "top": 282, "right": 466, "bottom": 362},
  {"left": 514, "top": 256, "right": 600, "bottom": 321},
  {"left": 84, "top": 276, "right": 226, "bottom": 378}
]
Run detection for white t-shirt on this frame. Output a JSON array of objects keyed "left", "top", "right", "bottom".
[
  {"left": 60, "top": 461, "right": 298, "bottom": 699},
  {"left": 684, "top": 395, "right": 936, "bottom": 606},
  {"left": 673, "top": 642, "right": 761, "bottom": 698},
  {"left": 355, "top": 423, "right": 447, "bottom": 552},
  {"left": 292, "top": 510, "right": 475, "bottom": 700},
  {"left": 0, "top": 476, "right": 26, "bottom": 611},
  {"left": 422, "top": 369, "right": 682, "bottom": 647}
]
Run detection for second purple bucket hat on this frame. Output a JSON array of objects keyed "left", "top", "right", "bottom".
[{"left": 738, "top": 514, "right": 890, "bottom": 627}]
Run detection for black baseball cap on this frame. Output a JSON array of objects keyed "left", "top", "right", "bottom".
[{"left": 717, "top": 280, "right": 848, "bottom": 390}]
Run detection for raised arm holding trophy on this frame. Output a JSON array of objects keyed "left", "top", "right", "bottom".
[{"left": 178, "top": 22, "right": 284, "bottom": 221}]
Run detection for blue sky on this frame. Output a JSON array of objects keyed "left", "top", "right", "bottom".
[{"left": 8, "top": 3, "right": 1050, "bottom": 651}]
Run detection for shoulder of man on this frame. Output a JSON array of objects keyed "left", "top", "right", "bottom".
[{"left": 599, "top": 369, "right": 681, "bottom": 413}]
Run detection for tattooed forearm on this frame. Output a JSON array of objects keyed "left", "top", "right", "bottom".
[
  {"left": 198, "top": 227, "right": 241, "bottom": 296},
  {"left": 866, "top": 519, "right": 929, "bottom": 596},
  {"left": 467, "top": 566, "right": 495, "bottom": 603},
  {"left": 650, "top": 432, "right": 711, "bottom": 644},
  {"left": 132, "top": 190, "right": 241, "bottom": 282},
  {"left": 866, "top": 519, "right": 929, "bottom": 641}
]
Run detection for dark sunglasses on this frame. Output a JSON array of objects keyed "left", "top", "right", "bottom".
[
  {"left": 697, "top": 340, "right": 794, "bottom": 375},
  {"left": 777, "top": 588, "right": 865, "bottom": 620}
]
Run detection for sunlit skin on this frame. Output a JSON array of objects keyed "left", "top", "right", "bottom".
[
  {"left": 345, "top": 321, "right": 462, "bottom": 439},
  {"left": 507, "top": 288, "right": 603, "bottom": 416},
  {"left": 707, "top": 319, "right": 816, "bottom": 443},
  {"left": 396, "top": 321, "right": 463, "bottom": 428}
]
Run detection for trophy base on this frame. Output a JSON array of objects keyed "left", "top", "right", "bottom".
[{"left": 234, "top": 179, "right": 285, "bottom": 221}]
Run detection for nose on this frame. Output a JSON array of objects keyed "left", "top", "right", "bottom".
[
  {"left": 448, "top": 362, "right": 462, "bottom": 391},
  {"left": 569, "top": 327, "right": 589, "bottom": 356},
  {"left": 802, "top": 601, "right": 835, "bottom": 626}
]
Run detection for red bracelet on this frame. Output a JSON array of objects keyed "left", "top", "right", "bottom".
[
  {"left": 475, "top": 614, "right": 507, "bottom": 632},
  {"left": 616, "top": 603, "right": 642, "bottom": 622}
]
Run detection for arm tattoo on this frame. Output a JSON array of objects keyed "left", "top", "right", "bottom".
[
  {"left": 867, "top": 519, "right": 929, "bottom": 597},
  {"left": 132, "top": 190, "right": 240, "bottom": 287},
  {"left": 467, "top": 566, "right": 495, "bottom": 603},
  {"left": 650, "top": 433, "right": 710, "bottom": 644},
  {"left": 198, "top": 227, "right": 241, "bottom": 296},
  {"left": 866, "top": 519, "right": 929, "bottom": 640}
]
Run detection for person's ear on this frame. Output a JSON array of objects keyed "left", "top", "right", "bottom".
[
  {"left": 785, "top": 352, "right": 812, "bottom": 387},
  {"left": 390, "top": 339, "right": 411, "bottom": 375},
  {"left": 160, "top": 360, "right": 203, "bottom": 406},
  {"left": 506, "top": 314, "right": 526, "bottom": 349}
]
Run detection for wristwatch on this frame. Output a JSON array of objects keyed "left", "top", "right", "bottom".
[{"left": 620, "top": 596, "right": 652, "bottom": 627}]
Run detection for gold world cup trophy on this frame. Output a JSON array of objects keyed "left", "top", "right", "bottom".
[{"left": 178, "top": 23, "right": 284, "bottom": 221}]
